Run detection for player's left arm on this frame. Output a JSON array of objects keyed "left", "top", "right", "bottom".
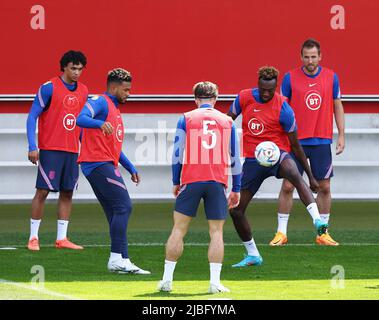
[
  {"left": 119, "top": 151, "right": 140, "bottom": 185},
  {"left": 228, "top": 123, "right": 241, "bottom": 208},
  {"left": 333, "top": 73, "right": 345, "bottom": 155},
  {"left": 281, "top": 101, "right": 318, "bottom": 192},
  {"left": 227, "top": 93, "right": 242, "bottom": 120},
  {"left": 172, "top": 116, "right": 186, "bottom": 197}
]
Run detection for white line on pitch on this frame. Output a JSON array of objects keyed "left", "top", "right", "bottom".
[
  {"left": 2, "top": 243, "right": 379, "bottom": 248},
  {"left": 0, "top": 279, "right": 82, "bottom": 300}
]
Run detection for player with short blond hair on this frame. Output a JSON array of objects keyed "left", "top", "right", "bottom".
[{"left": 158, "top": 81, "right": 241, "bottom": 293}]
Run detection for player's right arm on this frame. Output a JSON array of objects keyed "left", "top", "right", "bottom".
[
  {"left": 227, "top": 93, "right": 242, "bottom": 120},
  {"left": 171, "top": 115, "right": 186, "bottom": 197},
  {"left": 77, "top": 96, "right": 111, "bottom": 134},
  {"left": 280, "top": 72, "right": 292, "bottom": 100},
  {"left": 280, "top": 100, "right": 318, "bottom": 192},
  {"left": 26, "top": 82, "right": 53, "bottom": 164}
]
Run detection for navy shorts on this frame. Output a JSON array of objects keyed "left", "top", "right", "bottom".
[
  {"left": 86, "top": 163, "right": 132, "bottom": 220},
  {"left": 36, "top": 150, "right": 79, "bottom": 192},
  {"left": 291, "top": 144, "right": 333, "bottom": 180},
  {"left": 174, "top": 182, "right": 228, "bottom": 220},
  {"left": 241, "top": 151, "right": 290, "bottom": 195}
]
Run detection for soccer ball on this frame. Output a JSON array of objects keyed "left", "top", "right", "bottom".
[{"left": 255, "top": 141, "right": 280, "bottom": 167}]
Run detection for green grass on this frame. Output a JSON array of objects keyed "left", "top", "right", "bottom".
[{"left": 0, "top": 201, "right": 378, "bottom": 300}]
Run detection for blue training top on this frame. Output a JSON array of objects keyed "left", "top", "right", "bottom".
[{"left": 76, "top": 93, "right": 137, "bottom": 177}]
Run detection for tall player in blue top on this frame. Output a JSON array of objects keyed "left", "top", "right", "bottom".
[
  {"left": 26, "top": 50, "right": 88, "bottom": 251},
  {"left": 270, "top": 39, "right": 344, "bottom": 246}
]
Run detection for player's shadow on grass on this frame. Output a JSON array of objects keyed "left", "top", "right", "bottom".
[{"left": 135, "top": 292, "right": 211, "bottom": 298}]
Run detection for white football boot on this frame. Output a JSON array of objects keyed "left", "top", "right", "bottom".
[
  {"left": 208, "top": 283, "right": 230, "bottom": 294},
  {"left": 157, "top": 280, "right": 173, "bottom": 292},
  {"left": 108, "top": 259, "right": 151, "bottom": 275}
]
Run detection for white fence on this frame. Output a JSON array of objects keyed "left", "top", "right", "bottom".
[{"left": 0, "top": 113, "right": 378, "bottom": 201}]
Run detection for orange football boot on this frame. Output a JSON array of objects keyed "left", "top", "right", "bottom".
[
  {"left": 269, "top": 231, "right": 288, "bottom": 246},
  {"left": 55, "top": 238, "right": 83, "bottom": 250},
  {"left": 27, "top": 237, "right": 40, "bottom": 251},
  {"left": 316, "top": 233, "right": 339, "bottom": 246}
]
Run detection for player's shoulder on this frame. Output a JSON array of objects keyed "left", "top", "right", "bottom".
[
  {"left": 38, "top": 80, "right": 53, "bottom": 96},
  {"left": 238, "top": 88, "right": 253, "bottom": 97},
  {"left": 77, "top": 81, "right": 89, "bottom": 91},
  {"left": 42, "top": 80, "right": 52, "bottom": 86},
  {"left": 287, "top": 67, "right": 302, "bottom": 77},
  {"left": 320, "top": 66, "right": 336, "bottom": 75},
  {"left": 213, "top": 108, "right": 233, "bottom": 121},
  {"left": 88, "top": 94, "right": 107, "bottom": 107}
]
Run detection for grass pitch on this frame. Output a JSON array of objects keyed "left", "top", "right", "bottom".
[{"left": 0, "top": 201, "right": 378, "bottom": 300}]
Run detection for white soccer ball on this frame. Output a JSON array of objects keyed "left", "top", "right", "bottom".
[{"left": 255, "top": 141, "right": 280, "bottom": 167}]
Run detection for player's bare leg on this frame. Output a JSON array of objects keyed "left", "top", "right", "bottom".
[
  {"left": 229, "top": 189, "right": 254, "bottom": 241},
  {"left": 230, "top": 189, "right": 263, "bottom": 267},
  {"left": 279, "top": 158, "right": 328, "bottom": 239},
  {"left": 31, "top": 188, "right": 49, "bottom": 220},
  {"left": 279, "top": 158, "right": 315, "bottom": 205},
  {"left": 28, "top": 188, "right": 49, "bottom": 250},
  {"left": 208, "top": 220, "right": 224, "bottom": 263},
  {"left": 316, "top": 178, "right": 338, "bottom": 245},
  {"left": 57, "top": 190, "right": 73, "bottom": 221},
  {"left": 316, "top": 179, "right": 331, "bottom": 215},
  {"left": 278, "top": 179, "right": 295, "bottom": 214},
  {"left": 55, "top": 190, "right": 83, "bottom": 249},
  {"left": 165, "top": 211, "right": 192, "bottom": 261},
  {"left": 270, "top": 179, "right": 295, "bottom": 245},
  {"left": 158, "top": 211, "right": 192, "bottom": 292}
]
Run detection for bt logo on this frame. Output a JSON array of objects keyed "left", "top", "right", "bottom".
[
  {"left": 248, "top": 118, "right": 264, "bottom": 135},
  {"left": 305, "top": 91, "right": 322, "bottom": 110},
  {"left": 116, "top": 124, "right": 123, "bottom": 142},
  {"left": 63, "top": 114, "right": 76, "bottom": 131}
]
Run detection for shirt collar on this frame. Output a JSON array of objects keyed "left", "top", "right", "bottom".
[
  {"left": 301, "top": 65, "right": 322, "bottom": 78},
  {"left": 199, "top": 103, "right": 213, "bottom": 109},
  {"left": 105, "top": 92, "right": 119, "bottom": 107}
]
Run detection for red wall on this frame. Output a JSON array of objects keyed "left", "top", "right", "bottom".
[{"left": 0, "top": 0, "right": 378, "bottom": 95}]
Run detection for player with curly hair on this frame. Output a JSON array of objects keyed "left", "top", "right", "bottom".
[
  {"left": 227, "top": 66, "right": 328, "bottom": 267},
  {"left": 27, "top": 50, "right": 88, "bottom": 251}
]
